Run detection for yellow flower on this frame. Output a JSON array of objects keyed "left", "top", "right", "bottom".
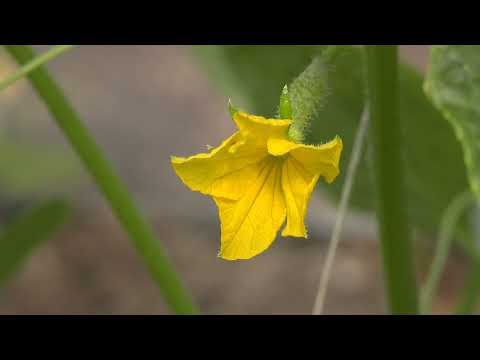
[{"left": 171, "top": 111, "right": 343, "bottom": 261}]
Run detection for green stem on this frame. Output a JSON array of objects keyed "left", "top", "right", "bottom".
[
  {"left": 4, "top": 45, "right": 198, "bottom": 315},
  {"left": 366, "top": 45, "right": 419, "bottom": 314},
  {"left": 0, "top": 45, "right": 74, "bottom": 92},
  {"left": 420, "top": 191, "right": 475, "bottom": 314}
]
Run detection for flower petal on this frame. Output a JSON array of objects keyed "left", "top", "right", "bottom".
[
  {"left": 268, "top": 136, "right": 343, "bottom": 183},
  {"left": 276, "top": 136, "right": 343, "bottom": 238},
  {"left": 171, "top": 132, "right": 267, "bottom": 200},
  {"left": 267, "top": 137, "right": 299, "bottom": 156},
  {"left": 215, "top": 158, "right": 286, "bottom": 260},
  {"left": 233, "top": 112, "right": 292, "bottom": 144}
]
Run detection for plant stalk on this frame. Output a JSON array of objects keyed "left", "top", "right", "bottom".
[
  {"left": 366, "top": 45, "right": 419, "bottom": 314},
  {"left": 0, "top": 45, "right": 74, "bottom": 92},
  {"left": 4, "top": 45, "right": 198, "bottom": 315}
]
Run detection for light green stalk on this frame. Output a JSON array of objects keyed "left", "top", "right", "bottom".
[
  {"left": 4, "top": 45, "right": 198, "bottom": 315},
  {"left": 420, "top": 191, "right": 475, "bottom": 314},
  {"left": 0, "top": 45, "right": 74, "bottom": 92}
]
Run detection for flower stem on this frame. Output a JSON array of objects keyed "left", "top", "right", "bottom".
[
  {"left": 312, "top": 105, "right": 369, "bottom": 315},
  {"left": 366, "top": 45, "right": 419, "bottom": 314},
  {"left": 4, "top": 45, "right": 199, "bottom": 315}
]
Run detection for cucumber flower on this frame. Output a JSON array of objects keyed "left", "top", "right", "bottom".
[{"left": 171, "top": 109, "right": 342, "bottom": 261}]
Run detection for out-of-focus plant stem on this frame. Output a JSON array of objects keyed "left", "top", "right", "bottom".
[
  {"left": 366, "top": 45, "right": 419, "bottom": 314},
  {"left": 455, "top": 252, "right": 480, "bottom": 314},
  {"left": 0, "top": 45, "right": 74, "bottom": 92},
  {"left": 4, "top": 45, "right": 199, "bottom": 315},
  {"left": 420, "top": 191, "right": 475, "bottom": 314},
  {"left": 312, "top": 105, "right": 369, "bottom": 315}
]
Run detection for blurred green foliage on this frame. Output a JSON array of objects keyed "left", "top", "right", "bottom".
[
  {"left": 0, "top": 49, "right": 83, "bottom": 200},
  {"left": 0, "top": 199, "right": 71, "bottom": 285},
  {"left": 0, "top": 48, "right": 79, "bottom": 290},
  {"left": 425, "top": 45, "right": 480, "bottom": 203},
  {"left": 0, "top": 136, "right": 81, "bottom": 199},
  {"left": 425, "top": 45, "right": 480, "bottom": 312},
  {"left": 193, "top": 45, "right": 327, "bottom": 112}
]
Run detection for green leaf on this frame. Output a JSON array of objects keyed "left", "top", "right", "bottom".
[
  {"left": 424, "top": 45, "right": 480, "bottom": 271},
  {"left": 307, "top": 46, "right": 468, "bottom": 234},
  {"left": 424, "top": 45, "right": 480, "bottom": 201},
  {"left": 193, "top": 45, "right": 468, "bottom": 235},
  {"left": 0, "top": 199, "right": 71, "bottom": 285}
]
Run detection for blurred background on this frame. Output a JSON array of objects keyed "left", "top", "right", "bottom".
[{"left": 0, "top": 45, "right": 468, "bottom": 314}]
